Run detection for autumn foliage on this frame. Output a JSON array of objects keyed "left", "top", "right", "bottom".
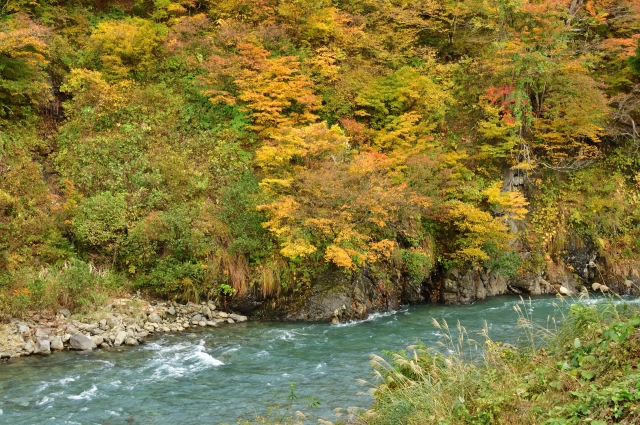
[{"left": 1, "top": 0, "right": 640, "bottom": 314}]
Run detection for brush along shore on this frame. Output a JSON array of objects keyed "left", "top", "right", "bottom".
[{"left": 358, "top": 296, "right": 640, "bottom": 425}]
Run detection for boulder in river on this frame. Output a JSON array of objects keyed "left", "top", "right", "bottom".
[
  {"left": 124, "top": 337, "right": 139, "bottom": 346},
  {"left": 50, "top": 336, "right": 64, "bottom": 351},
  {"left": 229, "top": 314, "right": 247, "bottom": 323},
  {"left": 23, "top": 340, "right": 35, "bottom": 354},
  {"left": 70, "top": 334, "right": 97, "bottom": 351},
  {"left": 34, "top": 339, "right": 51, "bottom": 355},
  {"left": 114, "top": 331, "right": 127, "bottom": 347}
]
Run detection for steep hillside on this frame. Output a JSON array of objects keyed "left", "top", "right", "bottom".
[{"left": 1, "top": 0, "right": 640, "bottom": 320}]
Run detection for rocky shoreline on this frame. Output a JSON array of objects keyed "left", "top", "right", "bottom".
[{"left": 0, "top": 297, "right": 247, "bottom": 361}]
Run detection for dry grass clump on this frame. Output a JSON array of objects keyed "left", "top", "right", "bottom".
[{"left": 359, "top": 295, "right": 640, "bottom": 425}]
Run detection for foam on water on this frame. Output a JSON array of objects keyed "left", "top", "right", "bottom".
[
  {"left": 194, "top": 345, "right": 224, "bottom": 367},
  {"left": 219, "top": 345, "right": 241, "bottom": 356},
  {"left": 267, "top": 329, "right": 301, "bottom": 341},
  {"left": 36, "top": 396, "right": 53, "bottom": 406},
  {"left": 35, "top": 382, "right": 49, "bottom": 394},
  {"left": 67, "top": 385, "right": 98, "bottom": 401},
  {"left": 332, "top": 310, "right": 401, "bottom": 328},
  {"left": 145, "top": 339, "right": 223, "bottom": 381}
]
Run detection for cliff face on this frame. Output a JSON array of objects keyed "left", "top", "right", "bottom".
[
  {"left": 240, "top": 240, "right": 640, "bottom": 322},
  {"left": 233, "top": 167, "right": 640, "bottom": 322}
]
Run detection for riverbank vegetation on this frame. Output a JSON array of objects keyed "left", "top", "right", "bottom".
[
  {"left": 2, "top": 0, "right": 640, "bottom": 317},
  {"left": 364, "top": 296, "right": 640, "bottom": 425},
  {"left": 236, "top": 297, "right": 640, "bottom": 424}
]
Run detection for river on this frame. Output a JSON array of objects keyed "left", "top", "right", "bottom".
[{"left": 0, "top": 295, "right": 607, "bottom": 424}]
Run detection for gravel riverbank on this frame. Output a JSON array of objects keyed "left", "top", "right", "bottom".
[{"left": 0, "top": 298, "right": 247, "bottom": 361}]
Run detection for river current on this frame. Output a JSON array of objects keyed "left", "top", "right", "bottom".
[{"left": 0, "top": 295, "right": 614, "bottom": 424}]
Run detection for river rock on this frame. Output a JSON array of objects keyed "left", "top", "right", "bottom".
[
  {"left": 17, "top": 323, "right": 30, "bottom": 334},
  {"left": 23, "top": 340, "right": 35, "bottom": 354},
  {"left": 147, "top": 313, "right": 162, "bottom": 323},
  {"left": 34, "top": 328, "right": 49, "bottom": 338},
  {"left": 77, "top": 323, "right": 94, "bottom": 331},
  {"left": 124, "top": 337, "right": 139, "bottom": 346},
  {"left": 217, "top": 312, "right": 229, "bottom": 318},
  {"left": 206, "top": 321, "right": 217, "bottom": 327},
  {"left": 559, "top": 286, "right": 573, "bottom": 295},
  {"left": 89, "top": 327, "right": 105, "bottom": 335},
  {"left": 166, "top": 306, "right": 176, "bottom": 316},
  {"left": 198, "top": 321, "right": 206, "bottom": 327},
  {"left": 70, "top": 334, "right": 97, "bottom": 351},
  {"left": 50, "top": 336, "right": 64, "bottom": 351},
  {"left": 135, "top": 331, "right": 149, "bottom": 339},
  {"left": 229, "top": 314, "right": 247, "bottom": 323},
  {"left": 106, "top": 317, "right": 119, "bottom": 327},
  {"left": 114, "top": 331, "right": 127, "bottom": 347},
  {"left": 202, "top": 306, "right": 212, "bottom": 319},
  {"left": 34, "top": 339, "right": 51, "bottom": 355},
  {"left": 59, "top": 309, "right": 71, "bottom": 318},
  {"left": 91, "top": 335, "right": 104, "bottom": 346},
  {"left": 227, "top": 318, "right": 235, "bottom": 324}
]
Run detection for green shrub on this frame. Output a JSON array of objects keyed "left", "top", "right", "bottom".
[
  {"left": 73, "top": 191, "right": 127, "bottom": 248},
  {"left": 0, "top": 259, "right": 127, "bottom": 318},
  {"left": 398, "top": 248, "right": 431, "bottom": 284}
]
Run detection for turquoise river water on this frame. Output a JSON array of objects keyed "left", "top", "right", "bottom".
[{"left": 0, "top": 295, "right": 616, "bottom": 424}]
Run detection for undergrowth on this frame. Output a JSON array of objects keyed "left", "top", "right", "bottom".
[
  {"left": 360, "top": 295, "right": 640, "bottom": 425},
  {"left": 0, "top": 258, "right": 128, "bottom": 319}
]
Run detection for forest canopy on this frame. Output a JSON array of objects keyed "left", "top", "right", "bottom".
[{"left": 1, "top": 0, "right": 640, "bottom": 315}]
